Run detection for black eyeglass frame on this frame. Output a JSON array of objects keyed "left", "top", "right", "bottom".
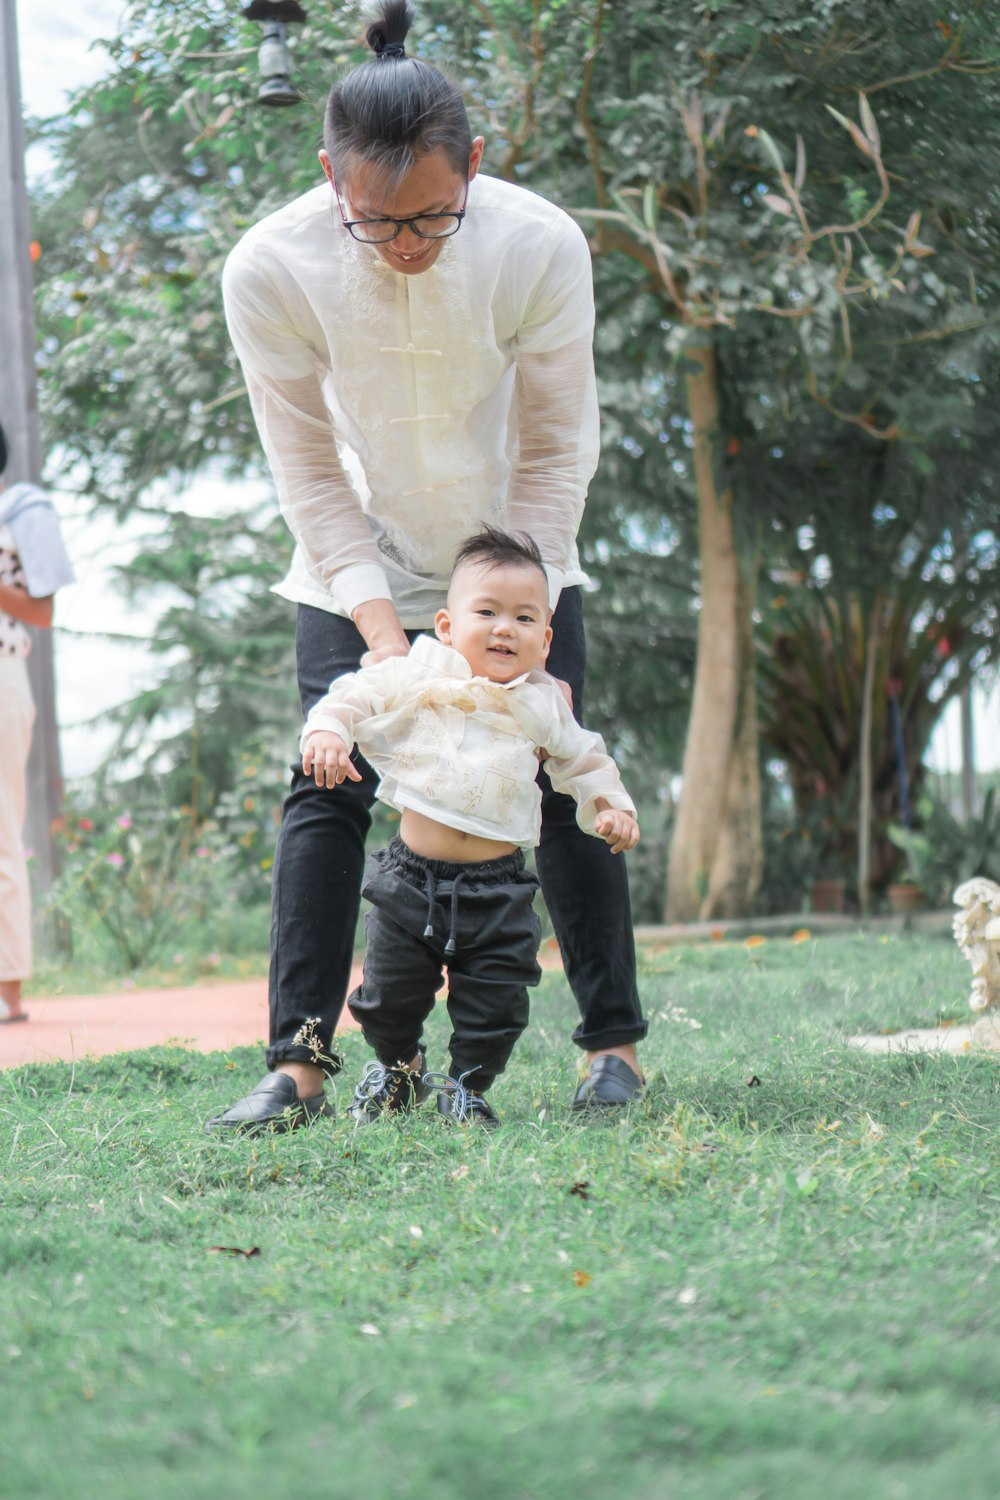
[{"left": 333, "top": 180, "right": 470, "bottom": 244}]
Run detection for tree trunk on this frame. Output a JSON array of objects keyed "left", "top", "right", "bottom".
[
  {"left": 702, "top": 564, "right": 763, "bottom": 916},
  {"left": 666, "top": 339, "right": 762, "bottom": 922}
]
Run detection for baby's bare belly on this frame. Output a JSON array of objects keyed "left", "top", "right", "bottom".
[{"left": 400, "top": 808, "right": 517, "bottom": 864}]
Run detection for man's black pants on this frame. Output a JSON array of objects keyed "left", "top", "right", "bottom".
[{"left": 266, "top": 587, "right": 647, "bottom": 1077}]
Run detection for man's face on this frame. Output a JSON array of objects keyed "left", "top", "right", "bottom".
[
  {"left": 435, "top": 560, "right": 552, "bottom": 683},
  {"left": 321, "top": 139, "right": 484, "bottom": 277}
]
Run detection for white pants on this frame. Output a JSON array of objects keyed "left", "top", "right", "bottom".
[{"left": 0, "top": 656, "right": 36, "bottom": 981}]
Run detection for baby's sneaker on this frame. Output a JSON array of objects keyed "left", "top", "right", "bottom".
[
  {"left": 348, "top": 1052, "right": 430, "bottom": 1125},
  {"left": 425, "top": 1069, "right": 500, "bottom": 1130}
]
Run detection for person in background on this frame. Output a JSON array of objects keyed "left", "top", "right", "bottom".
[{"left": 0, "top": 420, "right": 75, "bottom": 1024}]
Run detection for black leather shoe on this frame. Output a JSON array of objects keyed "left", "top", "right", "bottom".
[
  {"left": 347, "top": 1052, "right": 430, "bottom": 1126},
  {"left": 204, "top": 1072, "right": 333, "bottom": 1134},
  {"left": 571, "top": 1055, "right": 644, "bottom": 1111}
]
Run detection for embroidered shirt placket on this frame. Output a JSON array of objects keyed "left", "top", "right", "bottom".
[{"left": 383, "top": 276, "right": 452, "bottom": 500}]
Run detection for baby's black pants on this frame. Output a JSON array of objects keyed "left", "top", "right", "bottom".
[{"left": 347, "top": 835, "right": 542, "bottom": 1092}]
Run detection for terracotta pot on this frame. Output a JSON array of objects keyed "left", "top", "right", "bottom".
[
  {"left": 887, "top": 883, "right": 927, "bottom": 915},
  {"left": 810, "top": 878, "right": 846, "bottom": 915}
]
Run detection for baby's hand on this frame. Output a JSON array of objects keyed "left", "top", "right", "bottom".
[
  {"left": 302, "top": 731, "right": 362, "bottom": 789},
  {"left": 594, "top": 808, "right": 639, "bottom": 854}
]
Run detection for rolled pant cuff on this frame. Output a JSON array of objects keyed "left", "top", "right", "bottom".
[
  {"left": 265, "top": 1042, "right": 343, "bottom": 1079},
  {"left": 570, "top": 1020, "right": 648, "bottom": 1052},
  {"left": 366, "top": 1034, "right": 424, "bottom": 1069}
]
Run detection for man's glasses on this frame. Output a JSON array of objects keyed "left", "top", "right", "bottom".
[{"left": 335, "top": 181, "right": 469, "bottom": 244}]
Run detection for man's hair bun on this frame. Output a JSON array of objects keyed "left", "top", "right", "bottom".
[{"left": 364, "top": 0, "right": 414, "bottom": 58}]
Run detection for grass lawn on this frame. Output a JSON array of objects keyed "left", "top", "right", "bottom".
[
  {"left": 3, "top": 931, "right": 999, "bottom": 1500},
  {"left": 25, "top": 949, "right": 272, "bottom": 997}
]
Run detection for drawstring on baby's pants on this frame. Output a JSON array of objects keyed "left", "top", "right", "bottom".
[{"left": 422, "top": 867, "right": 464, "bottom": 957}]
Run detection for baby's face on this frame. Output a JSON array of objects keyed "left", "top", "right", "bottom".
[{"left": 435, "top": 561, "right": 552, "bottom": 683}]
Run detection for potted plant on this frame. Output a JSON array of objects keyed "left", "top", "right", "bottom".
[
  {"left": 795, "top": 800, "right": 852, "bottom": 915},
  {"left": 885, "top": 824, "right": 932, "bottom": 913},
  {"left": 810, "top": 876, "right": 847, "bottom": 914},
  {"left": 887, "top": 792, "right": 1000, "bottom": 913},
  {"left": 886, "top": 876, "right": 928, "bottom": 915}
]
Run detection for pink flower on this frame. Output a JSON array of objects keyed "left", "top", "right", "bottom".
[
  {"left": 206, "top": 953, "right": 221, "bottom": 967},
  {"left": 106, "top": 852, "right": 125, "bottom": 868},
  {"left": 79, "top": 818, "right": 95, "bottom": 832},
  {"left": 116, "top": 815, "right": 132, "bottom": 830},
  {"left": 196, "top": 846, "right": 210, "bottom": 858}
]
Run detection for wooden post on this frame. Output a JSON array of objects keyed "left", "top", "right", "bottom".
[{"left": 0, "top": 0, "right": 63, "bottom": 893}]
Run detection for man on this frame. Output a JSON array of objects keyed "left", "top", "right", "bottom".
[{"left": 207, "top": 2, "right": 645, "bottom": 1132}]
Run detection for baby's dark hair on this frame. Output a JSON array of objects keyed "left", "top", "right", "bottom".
[{"left": 452, "top": 525, "right": 546, "bottom": 582}]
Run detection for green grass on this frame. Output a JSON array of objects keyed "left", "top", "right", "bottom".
[
  {"left": 3, "top": 932, "right": 1000, "bottom": 1500},
  {"left": 25, "top": 947, "right": 271, "bottom": 997}
]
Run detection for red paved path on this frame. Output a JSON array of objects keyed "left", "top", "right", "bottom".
[
  {"left": 0, "top": 968, "right": 364, "bottom": 1071},
  {"left": 0, "top": 944, "right": 565, "bottom": 1071}
]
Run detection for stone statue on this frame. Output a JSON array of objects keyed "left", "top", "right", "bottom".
[{"left": 952, "top": 878, "right": 1000, "bottom": 1014}]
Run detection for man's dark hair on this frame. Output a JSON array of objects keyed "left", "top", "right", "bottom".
[
  {"left": 324, "top": 1, "right": 472, "bottom": 185},
  {"left": 452, "top": 525, "right": 546, "bottom": 581},
  {"left": 0, "top": 421, "right": 7, "bottom": 475}
]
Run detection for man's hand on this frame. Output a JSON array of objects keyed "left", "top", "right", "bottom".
[
  {"left": 528, "top": 667, "right": 573, "bottom": 710},
  {"left": 594, "top": 808, "right": 639, "bottom": 855},
  {"left": 360, "top": 642, "right": 412, "bottom": 668},
  {"left": 302, "top": 731, "right": 363, "bottom": 789},
  {"left": 551, "top": 674, "right": 573, "bottom": 710},
  {"left": 352, "top": 598, "right": 410, "bottom": 669}
]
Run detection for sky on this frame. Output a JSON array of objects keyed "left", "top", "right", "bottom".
[
  {"left": 13, "top": 0, "right": 1000, "bottom": 783},
  {"left": 16, "top": 0, "right": 125, "bottom": 121}
]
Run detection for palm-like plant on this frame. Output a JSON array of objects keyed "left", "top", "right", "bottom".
[{"left": 759, "top": 526, "right": 996, "bottom": 889}]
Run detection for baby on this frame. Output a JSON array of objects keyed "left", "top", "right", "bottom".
[{"left": 301, "top": 526, "right": 639, "bottom": 1128}]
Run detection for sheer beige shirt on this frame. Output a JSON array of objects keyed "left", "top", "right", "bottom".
[{"left": 223, "top": 173, "right": 599, "bottom": 625}]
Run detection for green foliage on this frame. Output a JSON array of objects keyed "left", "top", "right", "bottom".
[
  {"left": 25, "top": 0, "right": 1000, "bottom": 891},
  {"left": 43, "top": 806, "right": 219, "bottom": 970},
  {"left": 30, "top": 1, "right": 345, "bottom": 504},
  {"left": 755, "top": 773, "right": 854, "bottom": 913},
  {"left": 758, "top": 512, "right": 997, "bottom": 885},
  {"left": 42, "top": 765, "right": 282, "bottom": 970},
  {"left": 89, "top": 503, "right": 299, "bottom": 813},
  {"left": 458, "top": 0, "right": 1000, "bottom": 903},
  {"left": 888, "top": 790, "right": 1000, "bottom": 902}
]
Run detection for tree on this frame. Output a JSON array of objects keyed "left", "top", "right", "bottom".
[
  {"left": 463, "top": 0, "right": 1000, "bottom": 917},
  {"left": 760, "top": 519, "right": 998, "bottom": 888},
  {"left": 27, "top": 0, "right": 1000, "bottom": 918},
  {"left": 29, "top": 0, "right": 703, "bottom": 811},
  {"left": 94, "top": 504, "right": 298, "bottom": 817},
  {"left": 755, "top": 385, "right": 999, "bottom": 895}
]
